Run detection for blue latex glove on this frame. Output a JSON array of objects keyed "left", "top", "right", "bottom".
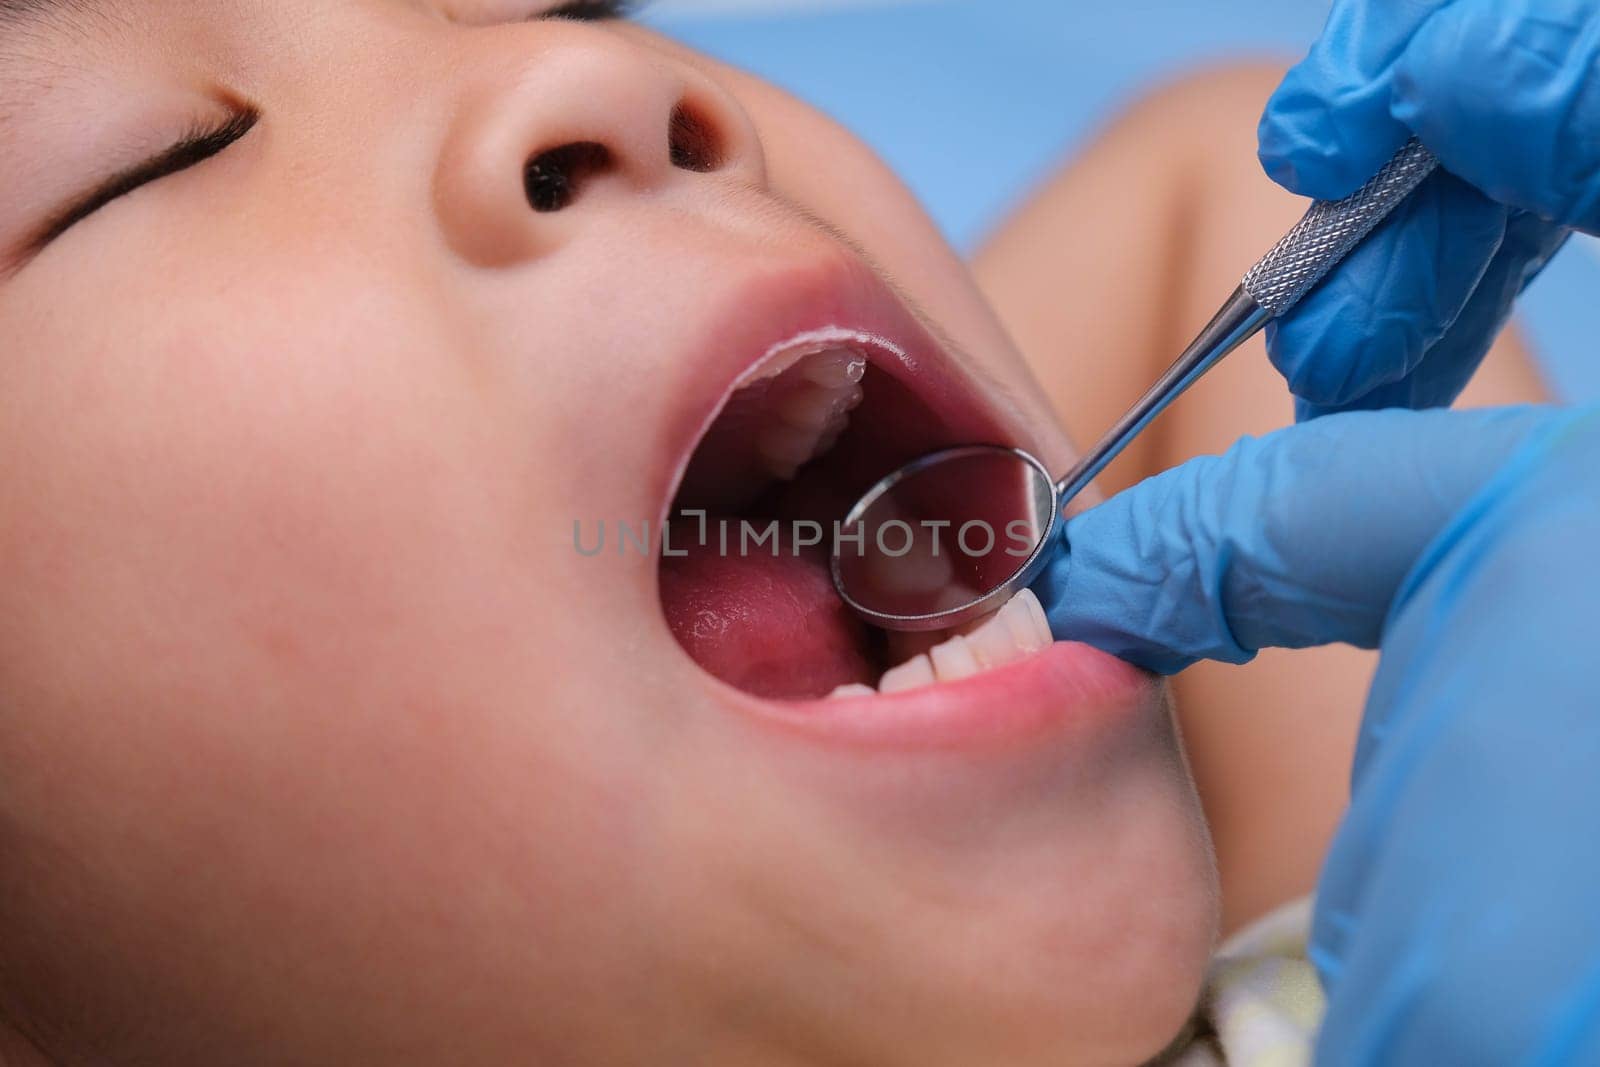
[
  {"left": 1257, "top": 0, "right": 1597, "bottom": 419},
  {"left": 1034, "top": 404, "right": 1600, "bottom": 1064}
]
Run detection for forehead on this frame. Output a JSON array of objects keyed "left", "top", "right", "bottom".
[
  {"left": 0, "top": 0, "right": 306, "bottom": 94},
  {"left": 0, "top": 0, "right": 582, "bottom": 54}
]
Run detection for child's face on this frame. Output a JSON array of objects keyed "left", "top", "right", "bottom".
[{"left": 0, "top": 3, "right": 1217, "bottom": 1063}]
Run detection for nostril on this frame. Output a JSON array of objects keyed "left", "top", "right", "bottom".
[
  {"left": 524, "top": 142, "right": 613, "bottom": 213},
  {"left": 669, "top": 102, "right": 724, "bottom": 174}
]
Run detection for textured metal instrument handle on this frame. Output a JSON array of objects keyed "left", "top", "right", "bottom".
[
  {"left": 1053, "top": 140, "right": 1439, "bottom": 513},
  {"left": 1242, "top": 139, "right": 1439, "bottom": 317}
]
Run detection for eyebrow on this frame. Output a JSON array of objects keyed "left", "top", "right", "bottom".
[
  {"left": 0, "top": 0, "right": 103, "bottom": 32},
  {"left": 0, "top": 0, "right": 54, "bottom": 25}
]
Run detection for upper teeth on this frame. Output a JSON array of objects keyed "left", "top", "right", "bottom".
[
  {"left": 755, "top": 348, "right": 866, "bottom": 481},
  {"left": 831, "top": 589, "right": 1054, "bottom": 698}
]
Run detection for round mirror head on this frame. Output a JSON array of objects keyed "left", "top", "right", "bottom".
[{"left": 831, "top": 445, "right": 1059, "bottom": 631}]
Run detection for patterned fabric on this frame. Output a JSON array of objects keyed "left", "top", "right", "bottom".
[{"left": 1154, "top": 898, "right": 1324, "bottom": 1067}]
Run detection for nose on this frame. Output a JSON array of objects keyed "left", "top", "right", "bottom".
[{"left": 434, "top": 24, "right": 766, "bottom": 267}]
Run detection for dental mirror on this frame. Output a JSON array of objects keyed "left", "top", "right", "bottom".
[{"left": 833, "top": 139, "right": 1441, "bottom": 632}]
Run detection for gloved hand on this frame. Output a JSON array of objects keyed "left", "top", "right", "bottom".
[
  {"left": 1258, "top": 0, "right": 1596, "bottom": 419},
  {"left": 1033, "top": 404, "right": 1600, "bottom": 1064}
]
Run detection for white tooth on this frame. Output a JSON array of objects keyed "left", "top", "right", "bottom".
[
  {"left": 776, "top": 387, "right": 839, "bottom": 430},
  {"left": 992, "top": 588, "right": 1043, "bottom": 655},
  {"left": 906, "top": 592, "right": 1052, "bottom": 687},
  {"left": 801, "top": 348, "right": 868, "bottom": 389},
  {"left": 878, "top": 653, "right": 937, "bottom": 694},
  {"left": 827, "top": 683, "right": 877, "bottom": 700},
  {"left": 777, "top": 381, "right": 864, "bottom": 431},
  {"left": 965, "top": 602, "right": 1030, "bottom": 670},
  {"left": 997, "top": 591, "right": 1048, "bottom": 655},
  {"left": 756, "top": 423, "right": 822, "bottom": 480},
  {"left": 928, "top": 633, "right": 983, "bottom": 683},
  {"left": 747, "top": 350, "right": 869, "bottom": 484},
  {"left": 1013, "top": 588, "right": 1054, "bottom": 647}
]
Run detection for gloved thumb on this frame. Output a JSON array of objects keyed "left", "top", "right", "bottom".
[{"left": 1032, "top": 405, "right": 1559, "bottom": 674}]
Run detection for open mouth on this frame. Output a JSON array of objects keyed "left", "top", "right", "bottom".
[{"left": 658, "top": 327, "right": 1053, "bottom": 702}]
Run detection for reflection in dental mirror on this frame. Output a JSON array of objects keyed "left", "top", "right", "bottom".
[{"left": 832, "top": 446, "right": 1057, "bottom": 632}]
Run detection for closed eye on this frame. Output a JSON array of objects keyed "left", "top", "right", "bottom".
[
  {"left": 539, "top": 1, "right": 638, "bottom": 20},
  {"left": 30, "top": 109, "right": 260, "bottom": 254}
]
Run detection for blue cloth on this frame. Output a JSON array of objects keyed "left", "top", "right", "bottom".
[
  {"left": 1033, "top": 404, "right": 1600, "bottom": 1063},
  {"left": 646, "top": 1, "right": 1600, "bottom": 403}
]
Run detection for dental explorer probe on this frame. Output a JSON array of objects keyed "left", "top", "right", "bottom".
[{"left": 833, "top": 139, "right": 1441, "bottom": 632}]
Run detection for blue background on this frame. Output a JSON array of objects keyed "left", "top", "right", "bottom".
[{"left": 644, "top": 0, "right": 1600, "bottom": 403}]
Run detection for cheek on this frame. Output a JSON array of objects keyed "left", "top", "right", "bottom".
[
  {"left": 0, "top": 267, "right": 651, "bottom": 857},
  {"left": 0, "top": 277, "right": 700, "bottom": 1049},
  {"left": 1, "top": 285, "right": 457, "bottom": 663},
  {"left": 0, "top": 261, "right": 648, "bottom": 750},
  {"left": 737, "top": 78, "right": 968, "bottom": 301}
]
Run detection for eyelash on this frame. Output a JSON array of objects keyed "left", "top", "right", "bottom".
[
  {"left": 30, "top": 5, "right": 632, "bottom": 253},
  {"left": 540, "top": 1, "right": 636, "bottom": 19},
  {"left": 34, "top": 110, "right": 260, "bottom": 252}
]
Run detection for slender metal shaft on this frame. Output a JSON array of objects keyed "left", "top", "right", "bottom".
[
  {"left": 1053, "top": 138, "right": 1440, "bottom": 511},
  {"left": 1055, "top": 287, "right": 1269, "bottom": 507}
]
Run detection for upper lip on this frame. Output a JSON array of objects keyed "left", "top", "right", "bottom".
[{"left": 654, "top": 246, "right": 1036, "bottom": 529}]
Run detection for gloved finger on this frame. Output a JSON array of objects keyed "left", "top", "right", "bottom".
[
  {"left": 1289, "top": 346, "right": 1481, "bottom": 419},
  {"left": 1258, "top": 0, "right": 1456, "bottom": 200},
  {"left": 1032, "top": 405, "right": 1557, "bottom": 675},
  {"left": 1392, "top": 0, "right": 1600, "bottom": 232},
  {"left": 1264, "top": 170, "right": 1512, "bottom": 408},
  {"left": 1312, "top": 409, "right": 1600, "bottom": 1064},
  {"left": 1289, "top": 211, "right": 1572, "bottom": 420}
]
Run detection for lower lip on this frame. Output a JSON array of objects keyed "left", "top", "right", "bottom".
[{"left": 730, "top": 642, "right": 1155, "bottom": 753}]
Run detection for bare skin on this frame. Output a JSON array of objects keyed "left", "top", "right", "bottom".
[
  {"left": 974, "top": 63, "right": 1548, "bottom": 934},
  {"left": 0, "top": 6, "right": 1218, "bottom": 1064},
  {"left": 0, "top": 6, "right": 1534, "bottom": 1055}
]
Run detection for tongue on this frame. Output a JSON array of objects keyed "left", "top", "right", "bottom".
[{"left": 659, "top": 524, "right": 880, "bottom": 700}]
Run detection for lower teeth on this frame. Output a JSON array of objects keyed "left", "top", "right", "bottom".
[{"left": 828, "top": 589, "right": 1052, "bottom": 698}]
